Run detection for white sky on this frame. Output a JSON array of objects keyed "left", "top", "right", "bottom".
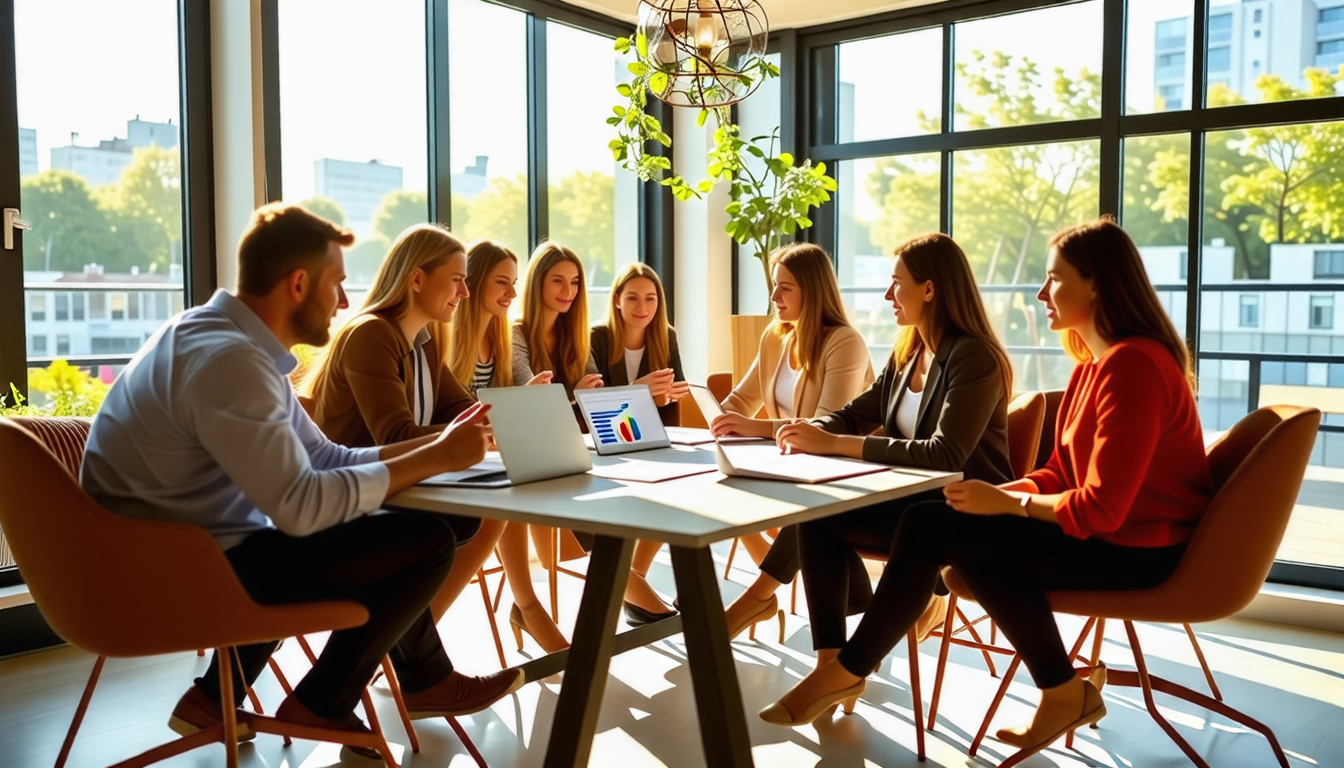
[{"left": 15, "top": 0, "right": 1193, "bottom": 205}]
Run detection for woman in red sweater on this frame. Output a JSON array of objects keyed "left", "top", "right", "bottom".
[{"left": 760, "top": 218, "right": 1212, "bottom": 762}]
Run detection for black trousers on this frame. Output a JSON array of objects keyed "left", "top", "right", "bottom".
[
  {"left": 798, "top": 489, "right": 946, "bottom": 651},
  {"left": 196, "top": 510, "right": 481, "bottom": 718},
  {"left": 808, "top": 500, "right": 1184, "bottom": 689},
  {"left": 756, "top": 525, "right": 872, "bottom": 614}
]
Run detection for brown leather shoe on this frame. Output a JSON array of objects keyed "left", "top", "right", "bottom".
[
  {"left": 166, "top": 684, "right": 255, "bottom": 742},
  {"left": 402, "top": 668, "right": 526, "bottom": 718},
  {"left": 273, "top": 695, "right": 383, "bottom": 763}
]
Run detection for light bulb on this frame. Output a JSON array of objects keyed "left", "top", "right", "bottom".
[{"left": 695, "top": 12, "right": 717, "bottom": 57}]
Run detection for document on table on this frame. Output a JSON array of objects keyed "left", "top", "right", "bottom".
[
  {"left": 664, "top": 426, "right": 765, "bottom": 446},
  {"left": 714, "top": 442, "right": 889, "bottom": 484},
  {"left": 419, "top": 454, "right": 512, "bottom": 487},
  {"left": 586, "top": 446, "right": 719, "bottom": 482}
]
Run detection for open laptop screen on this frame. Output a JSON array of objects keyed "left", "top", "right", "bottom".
[{"left": 574, "top": 385, "right": 672, "bottom": 455}]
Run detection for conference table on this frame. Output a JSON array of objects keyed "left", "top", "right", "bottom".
[{"left": 388, "top": 443, "right": 959, "bottom": 768}]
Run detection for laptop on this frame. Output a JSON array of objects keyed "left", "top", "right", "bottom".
[
  {"left": 670, "top": 384, "right": 767, "bottom": 445},
  {"left": 419, "top": 384, "right": 592, "bottom": 487},
  {"left": 574, "top": 385, "right": 672, "bottom": 456}
]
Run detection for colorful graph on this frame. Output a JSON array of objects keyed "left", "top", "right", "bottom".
[{"left": 591, "top": 403, "right": 642, "bottom": 445}]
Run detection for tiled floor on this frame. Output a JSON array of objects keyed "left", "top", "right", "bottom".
[{"left": 2, "top": 541, "right": 1341, "bottom": 768}]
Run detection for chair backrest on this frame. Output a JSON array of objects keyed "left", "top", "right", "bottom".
[
  {"left": 1005, "top": 392, "right": 1046, "bottom": 480},
  {"left": 0, "top": 418, "right": 364, "bottom": 657},
  {"left": 1034, "top": 389, "right": 1067, "bottom": 471},
  {"left": 707, "top": 371, "right": 732, "bottom": 402},
  {"left": 1050, "top": 405, "right": 1321, "bottom": 623},
  {"left": 8, "top": 416, "right": 91, "bottom": 478}
]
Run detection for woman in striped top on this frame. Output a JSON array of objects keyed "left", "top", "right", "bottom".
[{"left": 447, "top": 239, "right": 570, "bottom": 653}]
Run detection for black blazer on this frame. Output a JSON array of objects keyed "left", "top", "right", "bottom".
[
  {"left": 812, "top": 330, "right": 1013, "bottom": 484},
  {"left": 590, "top": 325, "right": 685, "bottom": 427}
]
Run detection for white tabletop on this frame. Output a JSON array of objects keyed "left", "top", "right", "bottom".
[{"left": 388, "top": 445, "right": 960, "bottom": 549}]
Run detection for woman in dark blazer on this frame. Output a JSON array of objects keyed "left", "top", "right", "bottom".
[
  {"left": 590, "top": 263, "right": 689, "bottom": 426},
  {"left": 750, "top": 234, "right": 1014, "bottom": 724}
]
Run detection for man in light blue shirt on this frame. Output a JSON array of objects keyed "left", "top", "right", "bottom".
[{"left": 82, "top": 203, "right": 523, "bottom": 758}]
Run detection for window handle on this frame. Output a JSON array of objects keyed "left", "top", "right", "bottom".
[{"left": 4, "top": 208, "right": 32, "bottom": 251}]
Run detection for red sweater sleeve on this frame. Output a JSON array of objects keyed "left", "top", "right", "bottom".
[{"left": 1053, "top": 346, "right": 1167, "bottom": 540}]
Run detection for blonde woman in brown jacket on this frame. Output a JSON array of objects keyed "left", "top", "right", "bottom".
[
  {"left": 710, "top": 243, "right": 875, "bottom": 637},
  {"left": 301, "top": 224, "right": 513, "bottom": 640}
]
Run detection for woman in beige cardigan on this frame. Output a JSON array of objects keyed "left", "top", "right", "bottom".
[{"left": 710, "top": 243, "right": 875, "bottom": 638}]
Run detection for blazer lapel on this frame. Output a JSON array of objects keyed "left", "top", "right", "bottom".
[
  {"left": 891, "top": 354, "right": 917, "bottom": 426},
  {"left": 916, "top": 335, "right": 956, "bottom": 431}
]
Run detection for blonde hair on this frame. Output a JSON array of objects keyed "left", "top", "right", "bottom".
[
  {"left": 301, "top": 223, "right": 464, "bottom": 399},
  {"left": 1049, "top": 218, "right": 1196, "bottom": 391},
  {"left": 449, "top": 239, "right": 518, "bottom": 389},
  {"left": 890, "top": 233, "right": 1014, "bottom": 398},
  {"left": 519, "top": 241, "right": 591, "bottom": 386},
  {"left": 604, "top": 263, "right": 670, "bottom": 371},
  {"left": 770, "top": 243, "right": 854, "bottom": 382}
]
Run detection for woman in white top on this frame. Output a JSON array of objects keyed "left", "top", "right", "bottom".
[{"left": 709, "top": 243, "right": 874, "bottom": 638}]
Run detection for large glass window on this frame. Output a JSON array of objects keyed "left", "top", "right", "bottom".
[
  {"left": 14, "top": 0, "right": 186, "bottom": 387},
  {"left": 953, "top": 1, "right": 1103, "bottom": 131},
  {"left": 545, "top": 22, "right": 639, "bottom": 323},
  {"left": 837, "top": 152, "right": 941, "bottom": 361},
  {"left": 278, "top": 0, "right": 427, "bottom": 309},
  {"left": 448, "top": 0, "right": 529, "bottom": 256},
  {"left": 954, "top": 141, "right": 1099, "bottom": 391},
  {"left": 1123, "top": 133, "right": 1190, "bottom": 337},
  {"left": 837, "top": 28, "right": 942, "bottom": 141},
  {"left": 1206, "top": 0, "right": 1344, "bottom": 107},
  {"left": 734, "top": 52, "right": 783, "bottom": 314}
]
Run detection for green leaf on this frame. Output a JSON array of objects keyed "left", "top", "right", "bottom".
[
  {"left": 698, "top": 180, "right": 715, "bottom": 193},
  {"left": 636, "top": 33, "right": 648, "bottom": 59},
  {"left": 696, "top": 109, "right": 709, "bottom": 128},
  {"left": 707, "top": 161, "right": 723, "bottom": 177},
  {"left": 613, "top": 105, "right": 627, "bottom": 116},
  {"left": 656, "top": 132, "right": 672, "bottom": 146},
  {"left": 649, "top": 71, "right": 669, "bottom": 94},
  {"left": 616, "top": 83, "right": 632, "bottom": 97},
  {"left": 724, "top": 200, "right": 742, "bottom": 214},
  {"left": 628, "top": 62, "right": 648, "bottom": 76},
  {"left": 615, "top": 37, "right": 631, "bottom": 53},
  {"left": 778, "top": 152, "right": 794, "bottom": 166}
]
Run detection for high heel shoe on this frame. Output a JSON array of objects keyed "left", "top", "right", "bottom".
[
  {"left": 725, "top": 592, "right": 779, "bottom": 641},
  {"left": 622, "top": 599, "right": 677, "bottom": 627},
  {"left": 995, "top": 678, "right": 1106, "bottom": 757},
  {"left": 509, "top": 603, "right": 569, "bottom": 653},
  {"left": 759, "top": 680, "right": 866, "bottom": 726}
]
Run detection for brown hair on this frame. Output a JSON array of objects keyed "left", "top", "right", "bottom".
[
  {"left": 449, "top": 239, "right": 519, "bottom": 389},
  {"left": 603, "top": 263, "right": 670, "bottom": 372},
  {"left": 519, "top": 241, "right": 591, "bottom": 386},
  {"left": 236, "top": 202, "right": 354, "bottom": 296},
  {"left": 891, "top": 233, "right": 1013, "bottom": 398},
  {"left": 770, "top": 243, "right": 853, "bottom": 382},
  {"left": 1048, "top": 218, "right": 1196, "bottom": 390}
]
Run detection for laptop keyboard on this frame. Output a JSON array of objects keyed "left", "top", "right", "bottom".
[{"left": 457, "top": 470, "right": 511, "bottom": 485}]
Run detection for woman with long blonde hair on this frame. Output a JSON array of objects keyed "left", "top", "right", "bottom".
[
  {"left": 709, "top": 243, "right": 874, "bottom": 636},
  {"left": 511, "top": 241, "right": 602, "bottom": 396},
  {"left": 301, "top": 223, "right": 506, "bottom": 625},
  {"left": 763, "top": 221, "right": 1210, "bottom": 758}
]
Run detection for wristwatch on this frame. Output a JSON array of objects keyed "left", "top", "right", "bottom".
[{"left": 1018, "top": 494, "right": 1032, "bottom": 518}]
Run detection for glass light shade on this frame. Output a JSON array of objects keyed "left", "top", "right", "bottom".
[{"left": 636, "top": 0, "right": 769, "bottom": 108}]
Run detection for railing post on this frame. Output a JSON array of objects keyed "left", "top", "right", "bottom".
[{"left": 1247, "top": 357, "right": 1261, "bottom": 413}]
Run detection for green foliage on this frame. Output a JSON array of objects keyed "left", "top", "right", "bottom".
[
  {"left": 297, "top": 196, "right": 348, "bottom": 227},
  {"left": 371, "top": 189, "right": 431, "bottom": 243},
  {"left": 0, "top": 361, "right": 109, "bottom": 418},
  {"left": 21, "top": 146, "right": 182, "bottom": 275},
  {"left": 611, "top": 33, "right": 830, "bottom": 304}
]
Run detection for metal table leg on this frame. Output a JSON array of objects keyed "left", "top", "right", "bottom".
[
  {"left": 671, "top": 544, "right": 754, "bottom": 767},
  {"left": 542, "top": 535, "right": 633, "bottom": 768}
]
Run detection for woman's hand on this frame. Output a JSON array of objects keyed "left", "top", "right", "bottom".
[
  {"left": 710, "top": 412, "right": 771, "bottom": 438},
  {"left": 666, "top": 380, "right": 691, "bottom": 402},
  {"left": 943, "top": 480, "right": 1022, "bottom": 516},
  {"left": 776, "top": 421, "right": 836, "bottom": 455},
  {"left": 525, "top": 371, "right": 554, "bottom": 386},
  {"left": 633, "top": 368, "right": 675, "bottom": 403},
  {"left": 575, "top": 373, "right": 604, "bottom": 391}
]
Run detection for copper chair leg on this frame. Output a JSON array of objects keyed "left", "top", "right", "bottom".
[
  {"left": 968, "top": 654, "right": 1022, "bottom": 758},
  {"left": 925, "top": 595, "right": 959, "bottom": 731},
  {"left": 1183, "top": 622, "right": 1223, "bottom": 701},
  {"left": 723, "top": 537, "right": 738, "bottom": 579},
  {"left": 220, "top": 647, "right": 239, "bottom": 768},
  {"left": 477, "top": 567, "right": 508, "bottom": 668},
  {"left": 54, "top": 655, "right": 105, "bottom": 768},
  {"left": 380, "top": 658, "right": 422, "bottom": 754},
  {"left": 905, "top": 629, "right": 926, "bottom": 761}
]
